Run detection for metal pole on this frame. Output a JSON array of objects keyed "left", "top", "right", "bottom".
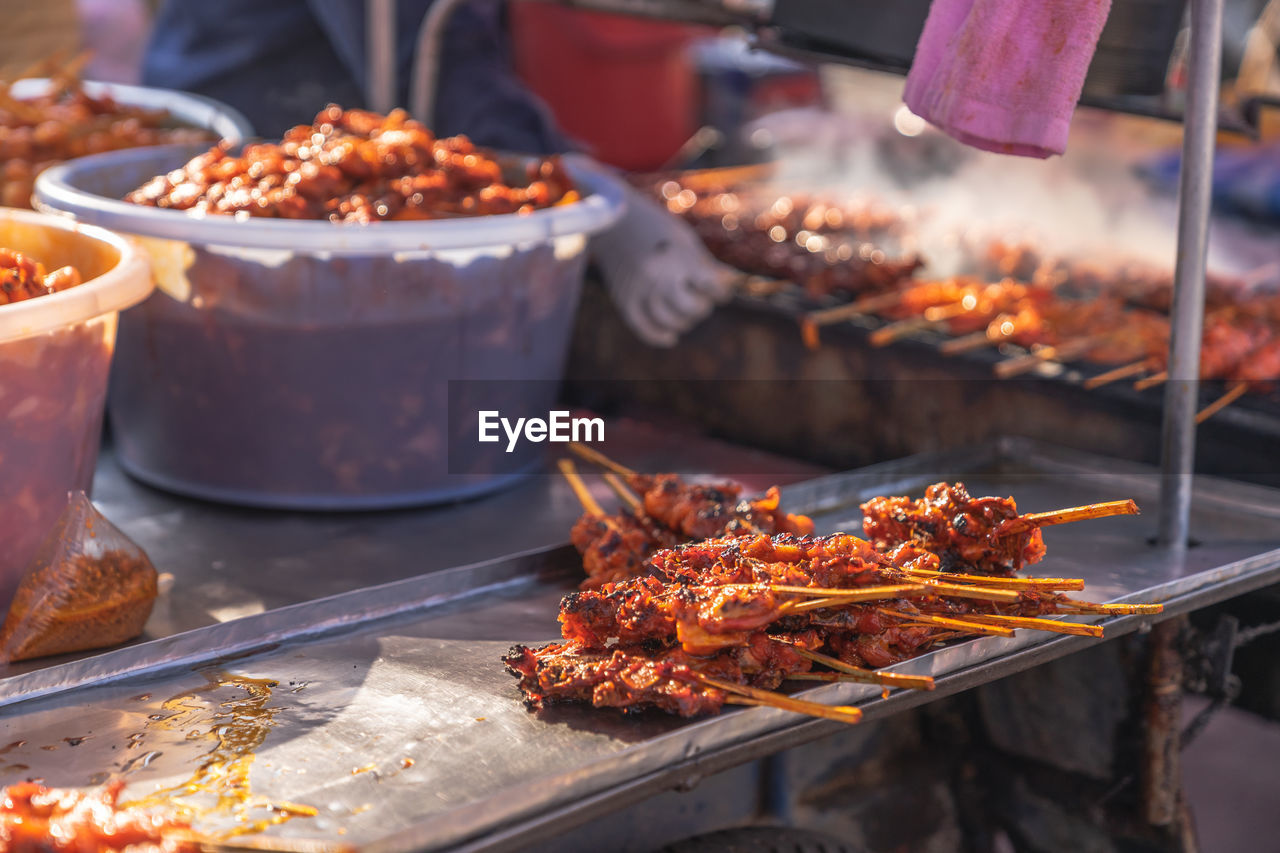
[
  {"left": 367, "top": 0, "right": 399, "bottom": 113},
  {"left": 1156, "top": 0, "right": 1224, "bottom": 549},
  {"left": 410, "top": 0, "right": 474, "bottom": 126}
]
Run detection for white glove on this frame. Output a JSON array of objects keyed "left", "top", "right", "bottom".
[{"left": 570, "top": 155, "right": 737, "bottom": 347}]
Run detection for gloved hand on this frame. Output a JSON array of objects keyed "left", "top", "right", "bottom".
[{"left": 569, "top": 155, "right": 738, "bottom": 347}]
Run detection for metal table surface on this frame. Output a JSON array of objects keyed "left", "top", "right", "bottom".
[
  {"left": 1, "top": 439, "right": 1278, "bottom": 853},
  {"left": 0, "top": 419, "right": 820, "bottom": 679}
]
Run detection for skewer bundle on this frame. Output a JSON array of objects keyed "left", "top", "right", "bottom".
[
  {"left": 650, "top": 173, "right": 1280, "bottom": 421},
  {"left": 562, "top": 444, "right": 814, "bottom": 588},
  {"left": 650, "top": 174, "right": 923, "bottom": 300},
  {"left": 800, "top": 269, "right": 1280, "bottom": 422},
  {"left": 0, "top": 52, "right": 213, "bottom": 209},
  {"left": 508, "top": 450, "right": 1158, "bottom": 725}
]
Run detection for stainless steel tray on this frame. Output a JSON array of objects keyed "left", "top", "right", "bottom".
[{"left": 2, "top": 438, "right": 1279, "bottom": 853}]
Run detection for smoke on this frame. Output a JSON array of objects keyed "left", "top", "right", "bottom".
[{"left": 748, "top": 105, "right": 1261, "bottom": 281}]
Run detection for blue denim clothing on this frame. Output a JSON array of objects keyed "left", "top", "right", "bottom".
[{"left": 142, "top": 0, "right": 569, "bottom": 153}]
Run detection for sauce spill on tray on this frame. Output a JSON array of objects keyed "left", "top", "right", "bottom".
[{"left": 124, "top": 670, "right": 317, "bottom": 837}]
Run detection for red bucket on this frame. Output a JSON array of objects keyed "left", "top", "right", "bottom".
[{"left": 511, "top": 6, "right": 706, "bottom": 171}]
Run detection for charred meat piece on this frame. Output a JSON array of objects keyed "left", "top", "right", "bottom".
[
  {"left": 861, "top": 482, "right": 1046, "bottom": 575},
  {"left": 0, "top": 780, "right": 198, "bottom": 853}
]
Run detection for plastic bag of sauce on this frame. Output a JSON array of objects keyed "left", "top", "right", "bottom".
[{"left": 0, "top": 491, "right": 158, "bottom": 662}]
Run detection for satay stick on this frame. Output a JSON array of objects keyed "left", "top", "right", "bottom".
[
  {"left": 939, "top": 329, "right": 999, "bottom": 355},
  {"left": 889, "top": 577, "right": 1022, "bottom": 603},
  {"left": 959, "top": 613, "right": 1104, "bottom": 638},
  {"left": 923, "top": 631, "right": 970, "bottom": 643},
  {"left": 557, "top": 459, "right": 605, "bottom": 517},
  {"left": 767, "top": 583, "right": 926, "bottom": 604},
  {"left": 1134, "top": 370, "right": 1169, "bottom": 391},
  {"left": 781, "top": 644, "right": 935, "bottom": 691},
  {"left": 869, "top": 316, "right": 945, "bottom": 346},
  {"left": 802, "top": 290, "right": 905, "bottom": 332},
  {"left": 770, "top": 579, "right": 1020, "bottom": 607},
  {"left": 566, "top": 441, "right": 638, "bottom": 479},
  {"left": 1054, "top": 598, "right": 1164, "bottom": 615},
  {"left": 724, "top": 694, "right": 864, "bottom": 723},
  {"left": 786, "top": 671, "right": 925, "bottom": 691},
  {"left": 602, "top": 471, "right": 644, "bottom": 514},
  {"left": 896, "top": 566, "right": 1085, "bottom": 591},
  {"left": 1083, "top": 359, "right": 1154, "bottom": 390},
  {"left": 784, "top": 596, "right": 854, "bottom": 613},
  {"left": 994, "top": 336, "right": 1104, "bottom": 379},
  {"left": 702, "top": 674, "right": 863, "bottom": 724},
  {"left": 877, "top": 607, "right": 1016, "bottom": 638},
  {"left": 868, "top": 301, "right": 971, "bottom": 347},
  {"left": 998, "top": 498, "right": 1140, "bottom": 536},
  {"left": 786, "top": 672, "right": 880, "bottom": 685},
  {"left": 1196, "top": 381, "right": 1249, "bottom": 424}
]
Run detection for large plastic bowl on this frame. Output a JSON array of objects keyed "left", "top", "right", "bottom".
[
  {"left": 35, "top": 145, "right": 625, "bottom": 509},
  {"left": 0, "top": 209, "right": 152, "bottom": 612},
  {"left": 9, "top": 78, "right": 253, "bottom": 143}
]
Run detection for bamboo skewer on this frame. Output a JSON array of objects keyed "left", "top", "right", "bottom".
[
  {"left": 558, "top": 459, "right": 605, "bottom": 517},
  {"left": 993, "top": 347, "right": 1061, "bottom": 379},
  {"left": 1055, "top": 598, "right": 1164, "bottom": 615},
  {"left": 1134, "top": 370, "right": 1169, "bottom": 391},
  {"left": 767, "top": 580, "right": 1020, "bottom": 607},
  {"left": 959, "top": 612, "right": 1105, "bottom": 638},
  {"left": 566, "top": 441, "right": 637, "bottom": 479},
  {"left": 923, "top": 631, "right": 970, "bottom": 643},
  {"left": 699, "top": 674, "right": 863, "bottom": 724},
  {"left": 999, "top": 498, "right": 1140, "bottom": 536},
  {"left": 939, "top": 329, "right": 1000, "bottom": 355},
  {"left": 1195, "top": 380, "right": 1248, "bottom": 424},
  {"left": 801, "top": 290, "right": 906, "bottom": 341},
  {"left": 784, "top": 596, "right": 852, "bottom": 613},
  {"left": 1083, "top": 359, "right": 1154, "bottom": 390},
  {"left": 723, "top": 694, "right": 863, "bottom": 723},
  {"left": 877, "top": 608, "right": 1016, "bottom": 638},
  {"left": 739, "top": 274, "right": 790, "bottom": 298},
  {"left": 869, "top": 316, "right": 946, "bottom": 346},
  {"left": 993, "top": 336, "right": 1105, "bottom": 379},
  {"left": 602, "top": 471, "right": 644, "bottom": 514},
  {"left": 786, "top": 671, "right": 895, "bottom": 686},
  {"left": 782, "top": 644, "right": 935, "bottom": 691},
  {"left": 870, "top": 300, "right": 989, "bottom": 347},
  {"left": 897, "top": 567, "right": 1085, "bottom": 591},
  {"left": 887, "top": 577, "right": 1022, "bottom": 603},
  {"left": 763, "top": 583, "right": 924, "bottom": 601}
]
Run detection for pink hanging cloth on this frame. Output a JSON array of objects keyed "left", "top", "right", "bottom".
[{"left": 903, "top": 0, "right": 1114, "bottom": 158}]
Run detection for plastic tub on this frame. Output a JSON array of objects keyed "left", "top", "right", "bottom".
[
  {"left": 511, "top": 5, "right": 705, "bottom": 171},
  {"left": 0, "top": 209, "right": 152, "bottom": 612},
  {"left": 35, "top": 145, "right": 625, "bottom": 510},
  {"left": 0, "top": 79, "right": 251, "bottom": 211},
  {"left": 9, "top": 78, "right": 253, "bottom": 144}
]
